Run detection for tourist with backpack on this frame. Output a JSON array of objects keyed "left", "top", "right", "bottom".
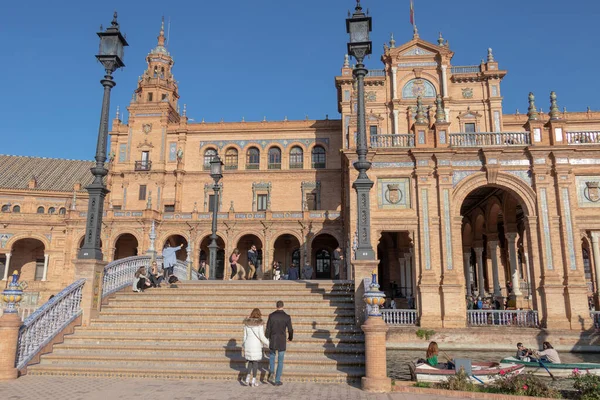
[{"left": 242, "top": 308, "right": 269, "bottom": 387}]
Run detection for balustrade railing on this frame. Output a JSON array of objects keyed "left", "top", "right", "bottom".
[
  {"left": 566, "top": 131, "right": 600, "bottom": 144},
  {"left": 451, "top": 65, "right": 480, "bottom": 74},
  {"left": 591, "top": 311, "right": 600, "bottom": 329},
  {"left": 467, "top": 310, "right": 539, "bottom": 328},
  {"left": 102, "top": 255, "right": 152, "bottom": 298},
  {"left": 370, "top": 134, "right": 415, "bottom": 148},
  {"left": 382, "top": 309, "right": 418, "bottom": 326},
  {"left": 16, "top": 279, "right": 85, "bottom": 370},
  {"left": 367, "top": 69, "right": 386, "bottom": 77},
  {"left": 173, "top": 260, "right": 200, "bottom": 281},
  {"left": 450, "top": 132, "right": 531, "bottom": 147}
]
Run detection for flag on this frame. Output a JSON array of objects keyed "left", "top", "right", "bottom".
[{"left": 410, "top": 0, "right": 415, "bottom": 26}]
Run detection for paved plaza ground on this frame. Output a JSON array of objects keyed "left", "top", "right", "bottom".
[{"left": 0, "top": 376, "right": 469, "bottom": 400}]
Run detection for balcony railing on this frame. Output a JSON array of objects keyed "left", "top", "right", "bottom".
[
  {"left": 566, "top": 131, "right": 600, "bottom": 144},
  {"left": 450, "top": 132, "right": 531, "bottom": 147},
  {"left": 224, "top": 164, "right": 238, "bottom": 171},
  {"left": 246, "top": 163, "right": 259, "bottom": 170},
  {"left": 451, "top": 65, "right": 480, "bottom": 74},
  {"left": 467, "top": 310, "right": 539, "bottom": 328},
  {"left": 268, "top": 163, "right": 281, "bottom": 170},
  {"left": 289, "top": 162, "right": 304, "bottom": 169},
  {"left": 370, "top": 134, "right": 415, "bottom": 148},
  {"left": 134, "top": 161, "right": 152, "bottom": 171},
  {"left": 592, "top": 311, "right": 600, "bottom": 329},
  {"left": 367, "top": 69, "right": 386, "bottom": 77},
  {"left": 382, "top": 309, "right": 418, "bottom": 326}
]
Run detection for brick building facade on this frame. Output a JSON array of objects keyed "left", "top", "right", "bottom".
[{"left": 1, "top": 24, "right": 599, "bottom": 329}]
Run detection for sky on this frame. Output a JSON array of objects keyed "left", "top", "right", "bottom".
[{"left": 2, "top": 0, "right": 599, "bottom": 160}]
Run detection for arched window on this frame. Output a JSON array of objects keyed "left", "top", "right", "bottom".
[
  {"left": 1, "top": 204, "right": 9, "bottom": 213},
  {"left": 203, "top": 148, "right": 218, "bottom": 170},
  {"left": 37, "top": 206, "right": 45, "bottom": 214},
  {"left": 311, "top": 146, "right": 326, "bottom": 169},
  {"left": 224, "top": 148, "right": 238, "bottom": 170},
  {"left": 59, "top": 207, "right": 66, "bottom": 215},
  {"left": 12, "top": 205, "right": 20, "bottom": 213},
  {"left": 246, "top": 147, "right": 260, "bottom": 170},
  {"left": 48, "top": 207, "right": 56, "bottom": 215},
  {"left": 268, "top": 147, "right": 281, "bottom": 170},
  {"left": 290, "top": 146, "right": 303, "bottom": 169}
]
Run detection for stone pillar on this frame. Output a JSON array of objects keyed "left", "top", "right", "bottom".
[
  {"left": 391, "top": 67, "right": 398, "bottom": 100},
  {"left": 42, "top": 253, "right": 49, "bottom": 282},
  {"left": 523, "top": 251, "right": 532, "bottom": 298},
  {"left": 404, "top": 252, "right": 412, "bottom": 297},
  {"left": 474, "top": 247, "right": 485, "bottom": 297},
  {"left": 393, "top": 110, "right": 399, "bottom": 135},
  {"left": 488, "top": 241, "right": 502, "bottom": 298},
  {"left": 441, "top": 65, "right": 449, "bottom": 98},
  {"left": 2, "top": 253, "right": 10, "bottom": 281},
  {"left": 591, "top": 232, "right": 600, "bottom": 308},
  {"left": 352, "top": 259, "right": 379, "bottom": 325},
  {"left": 73, "top": 259, "right": 107, "bottom": 327},
  {"left": 505, "top": 232, "right": 522, "bottom": 296},
  {"left": 186, "top": 244, "right": 192, "bottom": 280},
  {"left": 361, "top": 316, "right": 392, "bottom": 392},
  {"left": 0, "top": 313, "right": 21, "bottom": 380},
  {"left": 463, "top": 250, "right": 472, "bottom": 296}
]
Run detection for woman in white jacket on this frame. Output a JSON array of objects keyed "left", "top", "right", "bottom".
[{"left": 242, "top": 308, "right": 269, "bottom": 386}]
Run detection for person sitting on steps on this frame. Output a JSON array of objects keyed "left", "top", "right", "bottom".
[{"left": 133, "top": 266, "right": 151, "bottom": 292}]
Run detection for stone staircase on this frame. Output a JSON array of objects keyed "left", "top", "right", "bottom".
[{"left": 27, "top": 281, "right": 365, "bottom": 383}]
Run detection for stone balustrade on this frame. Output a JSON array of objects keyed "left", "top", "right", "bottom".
[
  {"left": 72, "top": 210, "right": 342, "bottom": 221},
  {"left": 16, "top": 279, "right": 85, "bottom": 369},
  {"left": 566, "top": 131, "right": 600, "bottom": 144},
  {"left": 467, "top": 310, "right": 539, "bottom": 328},
  {"left": 102, "top": 256, "right": 152, "bottom": 299},
  {"left": 370, "top": 134, "right": 415, "bottom": 148},
  {"left": 451, "top": 65, "right": 480, "bottom": 74},
  {"left": 366, "top": 69, "right": 386, "bottom": 77},
  {"left": 449, "top": 132, "right": 531, "bottom": 147},
  {"left": 381, "top": 309, "right": 418, "bottom": 326}
]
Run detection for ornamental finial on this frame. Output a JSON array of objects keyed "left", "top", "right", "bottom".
[
  {"left": 343, "top": 54, "right": 350, "bottom": 68},
  {"left": 527, "top": 92, "right": 539, "bottom": 121},
  {"left": 487, "top": 47, "right": 494, "bottom": 62},
  {"left": 115, "top": 105, "right": 120, "bottom": 120},
  {"left": 549, "top": 91, "right": 560, "bottom": 120},
  {"left": 435, "top": 95, "right": 445, "bottom": 123},
  {"left": 111, "top": 11, "right": 119, "bottom": 27},
  {"left": 438, "top": 32, "right": 444, "bottom": 46},
  {"left": 415, "top": 96, "right": 426, "bottom": 124},
  {"left": 389, "top": 32, "right": 396, "bottom": 48}
]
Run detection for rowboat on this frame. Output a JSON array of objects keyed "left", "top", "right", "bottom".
[
  {"left": 501, "top": 357, "right": 600, "bottom": 377},
  {"left": 412, "top": 361, "right": 524, "bottom": 384}
]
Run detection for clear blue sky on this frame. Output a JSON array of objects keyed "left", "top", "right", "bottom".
[{"left": 3, "top": 0, "right": 598, "bottom": 160}]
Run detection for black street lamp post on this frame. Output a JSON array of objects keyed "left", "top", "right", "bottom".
[
  {"left": 208, "top": 155, "right": 224, "bottom": 279},
  {"left": 79, "top": 13, "right": 128, "bottom": 260},
  {"left": 346, "top": 1, "right": 375, "bottom": 260}
]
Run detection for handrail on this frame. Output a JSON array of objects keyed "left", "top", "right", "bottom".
[
  {"left": 16, "top": 279, "right": 85, "bottom": 369},
  {"left": 173, "top": 260, "right": 200, "bottom": 281},
  {"left": 102, "top": 255, "right": 152, "bottom": 299},
  {"left": 382, "top": 309, "right": 418, "bottom": 325},
  {"left": 467, "top": 309, "right": 539, "bottom": 328}
]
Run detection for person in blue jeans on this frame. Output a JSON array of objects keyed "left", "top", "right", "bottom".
[{"left": 265, "top": 300, "right": 293, "bottom": 386}]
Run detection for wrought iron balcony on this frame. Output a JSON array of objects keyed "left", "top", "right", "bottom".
[
  {"left": 449, "top": 132, "right": 531, "bottom": 147},
  {"left": 134, "top": 161, "right": 152, "bottom": 171}
]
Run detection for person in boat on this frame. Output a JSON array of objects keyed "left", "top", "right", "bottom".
[
  {"left": 425, "top": 341, "right": 454, "bottom": 370},
  {"left": 516, "top": 342, "right": 534, "bottom": 362},
  {"left": 533, "top": 342, "right": 561, "bottom": 364}
]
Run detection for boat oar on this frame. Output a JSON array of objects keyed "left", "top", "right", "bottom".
[{"left": 538, "top": 359, "right": 556, "bottom": 381}]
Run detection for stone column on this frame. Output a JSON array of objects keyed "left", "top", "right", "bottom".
[
  {"left": 73, "top": 259, "right": 107, "bottom": 327},
  {"left": 0, "top": 313, "right": 21, "bottom": 380},
  {"left": 474, "top": 247, "right": 485, "bottom": 297},
  {"left": 361, "top": 316, "right": 392, "bottom": 392},
  {"left": 505, "top": 232, "right": 522, "bottom": 296},
  {"left": 591, "top": 232, "right": 600, "bottom": 307},
  {"left": 186, "top": 244, "right": 193, "bottom": 280},
  {"left": 391, "top": 67, "right": 398, "bottom": 100},
  {"left": 488, "top": 241, "right": 502, "bottom": 298},
  {"left": 523, "top": 251, "right": 532, "bottom": 298},
  {"left": 42, "top": 253, "right": 49, "bottom": 281},
  {"left": 393, "top": 110, "right": 399, "bottom": 135},
  {"left": 441, "top": 65, "right": 449, "bottom": 98},
  {"left": 404, "top": 252, "right": 412, "bottom": 297},
  {"left": 2, "top": 253, "right": 10, "bottom": 280},
  {"left": 463, "top": 250, "right": 472, "bottom": 296}
]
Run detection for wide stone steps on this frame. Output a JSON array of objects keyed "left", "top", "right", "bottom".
[{"left": 28, "top": 280, "right": 363, "bottom": 383}]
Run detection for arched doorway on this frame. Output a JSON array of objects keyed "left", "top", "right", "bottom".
[
  {"left": 114, "top": 233, "right": 138, "bottom": 260},
  {"left": 236, "top": 234, "right": 262, "bottom": 279},
  {"left": 376, "top": 231, "right": 414, "bottom": 308},
  {"left": 11, "top": 238, "right": 46, "bottom": 281},
  {"left": 199, "top": 235, "right": 225, "bottom": 279},
  {"left": 459, "top": 186, "right": 531, "bottom": 309},
  {"left": 273, "top": 234, "right": 301, "bottom": 278},
  {"left": 311, "top": 233, "right": 339, "bottom": 279},
  {"left": 163, "top": 235, "right": 188, "bottom": 262}
]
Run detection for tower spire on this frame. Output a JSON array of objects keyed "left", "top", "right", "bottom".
[{"left": 158, "top": 16, "right": 165, "bottom": 47}]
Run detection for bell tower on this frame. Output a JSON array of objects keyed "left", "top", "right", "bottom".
[{"left": 133, "top": 18, "right": 179, "bottom": 112}]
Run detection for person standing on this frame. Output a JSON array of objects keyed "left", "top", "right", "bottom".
[
  {"left": 287, "top": 263, "right": 299, "bottom": 280},
  {"left": 332, "top": 246, "right": 343, "bottom": 280},
  {"left": 230, "top": 248, "right": 244, "bottom": 280},
  {"left": 301, "top": 261, "right": 313, "bottom": 280},
  {"left": 162, "top": 243, "right": 184, "bottom": 280},
  {"left": 242, "top": 308, "right": 269, "bottom": 387},
  {"left": 247, "top": 244, "right": 258, "bottom": 280},
  {"left": 265, "top": 300, "right": 293, "bottom": 386}
]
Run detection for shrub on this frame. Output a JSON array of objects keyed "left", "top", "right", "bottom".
[
  {"left": 572, "top": 369, "right": 600, "bottom": 400},
  {"left": 415, "top": 329, "right": 435, "bottom": 341},
  {"left": 434, "top": 368, "right": 476, "bottom": 392},
  {"left": 491, "top": 372, "right": 560, "bottom": 398},
  {"left": 414, "top": 382, "right": 432, "bottom": 388}
]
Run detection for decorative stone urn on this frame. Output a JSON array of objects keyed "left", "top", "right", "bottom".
[
  {"left": 2, "top": 271, "right": 25, "bottom": 314},
  {"left": 363, "top": 269, "right": 386, "bottom": 317}
]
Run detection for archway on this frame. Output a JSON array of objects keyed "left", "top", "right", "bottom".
[
  {"left": 11, "top": 238, "right": 46, "bottom": 281},
  {"left": 273, "top": 234, "right": 301, "bottom": 278},
  {"left": 114, "top": 233, "right": 138, "bottom": 260},
  {"left": 459, "top": 185, "right": 531, "bottom": 309},
  {"left": 236, "top": 234, "right": 263, "bottom": 279},
  {"left": 163, "top": 235, "right": 188, "bottom": 262},
  {"left": 199, "top": 235, "right": 226, "bottom": 279},
  {"left": 376, "top": 231, "right": 414, "bottom": 308},
  {"left": 311, "top": 233, "right": 339, "bottom": 279}
]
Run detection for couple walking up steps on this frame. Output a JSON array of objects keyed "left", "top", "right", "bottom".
[{"left": 242, "top": 300, "right": 293, "bottom": 387}]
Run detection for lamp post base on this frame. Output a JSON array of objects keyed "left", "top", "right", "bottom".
[{"left": 361, "top": 316, "right": 391, "bottom": 393}]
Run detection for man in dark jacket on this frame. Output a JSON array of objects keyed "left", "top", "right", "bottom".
[
  {"left": 247, "top": 244, "right": 258, "bottom": 280},
  {"left": 265, "top": 300, "right": 293, "bottom": 385}
]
